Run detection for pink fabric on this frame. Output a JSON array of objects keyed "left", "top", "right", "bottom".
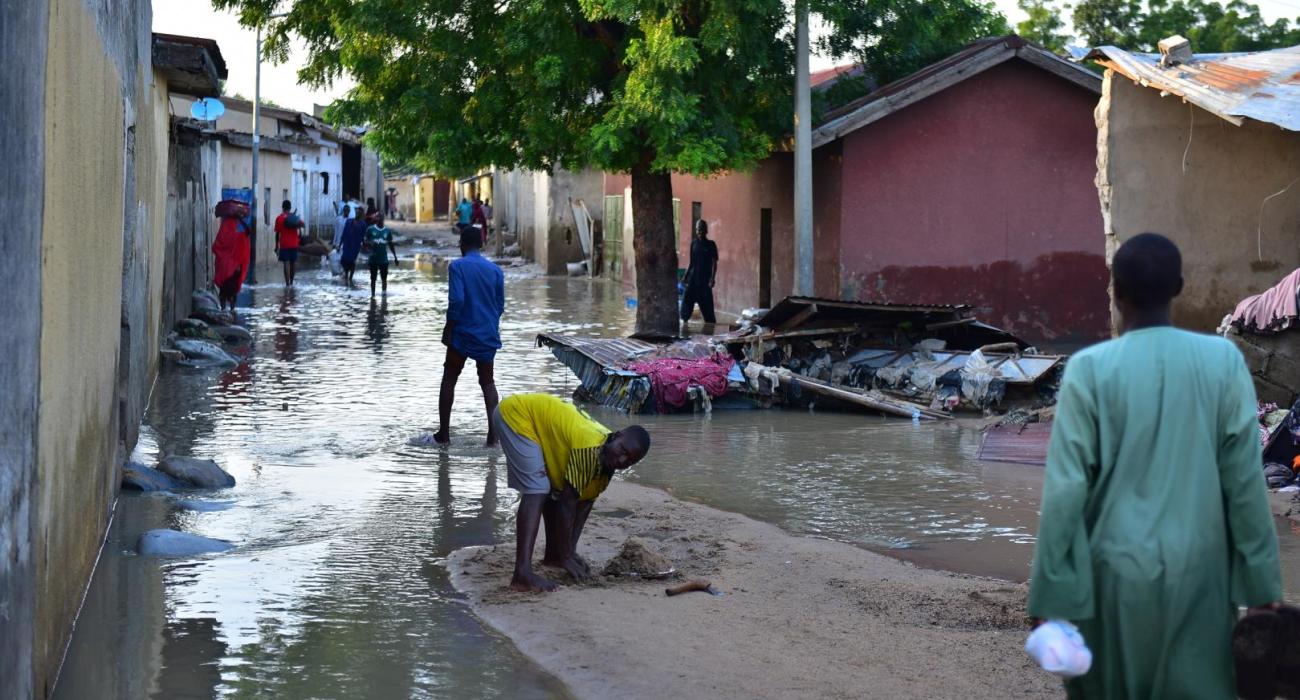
[
  {"left": 627, "top": 354, "right": 735, "bottom": 413},
  {"left": 1232, "top": 268, "right": 1300, "bottom": 334}
]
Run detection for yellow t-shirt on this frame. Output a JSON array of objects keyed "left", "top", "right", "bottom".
[{"left": 499, "top": 394, "right": 612, "bottom": 500}]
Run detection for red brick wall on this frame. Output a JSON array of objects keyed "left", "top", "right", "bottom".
[{"left": 836, "top": 60, "right": 1108, "bottom": 345}]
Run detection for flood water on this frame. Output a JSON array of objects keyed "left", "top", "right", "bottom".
[{"left": 54, "top": 247, "right": 1300, "bottom": 698}]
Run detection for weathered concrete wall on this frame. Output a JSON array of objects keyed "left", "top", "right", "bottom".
[
  {"left": 385, "top": 176, "right": 416, "bottom": 221},
  {"left": 0, "top": 0, "right": 50, "bottom": 697},
  {"left": 839, "top": 61, "right": 1108, "bottom": 345},
  {"left": 546, "top": 168, "right": 604, "bottom": 275},
  {"left": 494, "top": 168, "right": 603, "bottom": 273},
  {"left": 1099, "top": 71, "right": 1300, "bottom": 332},
  {"left": 35, "top": 0, "right": 160, "bottom": 696},
  {"left": 222, "top": 145, "right": 293, "bottom": 268},
  {"left": 603, "top": 156, "right": 805, "bottom": 316}
]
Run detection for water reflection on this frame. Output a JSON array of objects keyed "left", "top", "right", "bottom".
[{"left": 53, "top": 255, "right": 1300, "bottom": 699}]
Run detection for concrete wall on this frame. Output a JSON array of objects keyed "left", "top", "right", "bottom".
[
  {"left": 496, "top": 168, "right": 605, "bottom": 274},
  {"left": 1, "top": 3, "right": 198, "bottom": 696},
  {"left": 838, "top": 61, "right": 1108, "bottom": 345},
  {"left": 1099, "top": 72, "right": 1300, "bottom": 332},
  {"left": 0, "top": 0, "right": 50, "bottom": 697},
  {"left": 385, "top": 176, "right": 416, "bottom": 221},
  {"left": 31, "top": 0, "right": 167, "bottom": 695},
  {"left": 292, "top": 138, "right": 343, "bottom": 237},
  {"left": 222, "top": 145, "right": 293, "bottom": 268}
]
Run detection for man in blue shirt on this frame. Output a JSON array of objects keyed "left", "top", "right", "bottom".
[
  {"left": 434, "top": 226, "right": 506, "bottom": 446},
  {"left": 456, "top": 197, "right": 474, "bottom": 226}
]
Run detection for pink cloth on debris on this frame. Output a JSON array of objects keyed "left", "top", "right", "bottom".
[
  {"left": 627, "top": 354, "right": 735, "bottom": 413},
  {"left": 1231, "top": 268, "right": 1300, "bottom": 334}
]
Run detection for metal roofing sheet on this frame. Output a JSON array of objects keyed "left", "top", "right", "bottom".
[
  {"left": 1089, "top": 44, "right": 1300, "bottom": 130},
  {"left": 978, "top": 422, "right": 1052, "bottom": 465},
  {"left": 756, "top": 296, "right": 970, "bottom": 329},
  {"left": 536, "top": 334, "right": 717, "bottom": 369}
]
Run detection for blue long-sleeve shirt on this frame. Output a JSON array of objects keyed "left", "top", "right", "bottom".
[{"left": 447, "top": 250, "right": 504, "bottom": 362}]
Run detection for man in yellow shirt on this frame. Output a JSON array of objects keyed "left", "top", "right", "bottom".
[{"left": 495, "top": 393, "right": 651, "bottom": 592}]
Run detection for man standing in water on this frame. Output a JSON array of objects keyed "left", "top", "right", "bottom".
[
  {"left": 1028, "top": 233, "right": 1281, "bottom": 698},
  {"left": 434, "top": 227, "right": 505, "bottom": 445},
  {"left": 274, "top": 200, "right": 305, "bottom": 287},
  {"left": 680, "top": 219, "right": 718, "bottom": 327},
  {"left": 494, "top": 393, "right": 650, "bottom": 591},
  {"left": 365, "top": 214, "right": 399, "bottom": 297},
  {"left": 338, "top": 206, "right": 366, "bottom": 289}
]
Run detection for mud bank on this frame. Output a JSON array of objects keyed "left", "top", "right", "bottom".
[{"left": 447, "top": 482, "right": 1058, "bottom": 699}]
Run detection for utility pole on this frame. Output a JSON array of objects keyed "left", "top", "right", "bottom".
[
  {"left": 248, "top": 24, "right": 264, "bottom": 284},
  {"left": 794, "top": 0, "right": 814, "bottom": 297}
]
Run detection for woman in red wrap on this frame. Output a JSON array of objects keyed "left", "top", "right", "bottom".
[{"left": 212, "top": 207, "right": 251, "bottom": 314}]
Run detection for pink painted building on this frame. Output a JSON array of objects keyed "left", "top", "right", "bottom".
[{"left": 604, "top": 36, "right": 1108, "bottom": 345}]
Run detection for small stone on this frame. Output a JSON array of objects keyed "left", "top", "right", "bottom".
[
  {"left": 157, "top": 455, "right": 236, "bottom": 489},
  {"left": 137, "top": 529, "right": 234, "bottom": 557},
  {"left": 121, "top": 461, "right": 186, "bottom": 492}
]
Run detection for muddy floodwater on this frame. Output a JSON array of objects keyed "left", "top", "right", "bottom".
[{"left": 54, "top": 252, "right": 1300, "bottom": 698}]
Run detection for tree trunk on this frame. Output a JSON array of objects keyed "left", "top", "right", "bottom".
[{"left": 630, "top": 163, "right": 679, "bottom": 338}]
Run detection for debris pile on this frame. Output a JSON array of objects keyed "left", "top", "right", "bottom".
[{"left": 540, "top": 296, "right": 1066, "bottom": 420}]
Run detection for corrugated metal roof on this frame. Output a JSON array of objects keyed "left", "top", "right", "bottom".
[
  {"left": 536, "top": 334, "right": 717, "bottom": 369},
  {"left": 1088, "top": 44, "right": 1300, "bottom": 130},
  {"left": 978, "top": 422, "right": 1052, "bottom": 465},
  {"left": 756, "top": 296, "right": 972, "bottom": 329}
]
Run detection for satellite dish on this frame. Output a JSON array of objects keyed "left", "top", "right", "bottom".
[{"left": 191, "top": 98, "right": 226, "bottom": 121}]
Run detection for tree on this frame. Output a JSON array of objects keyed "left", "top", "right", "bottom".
[
  {"left": 1071, "top": 0, "right": 1300, "bottom": 51},
  {"left": 1072, "top": 0, "right": 1142, "bottom": 46},
  {"left": 818, "top": 0, "right": 1010, "bottom": 86},
  {"left": 1017, "top": 0, "right": 1071, "bottom": 52},
  {"left": 213, "top": 0, "right": 1006, "bottom": 336}
]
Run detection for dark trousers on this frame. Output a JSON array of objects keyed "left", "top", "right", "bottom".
[{"left": 680, "top": 283, "right": 716, "bottom": 323}]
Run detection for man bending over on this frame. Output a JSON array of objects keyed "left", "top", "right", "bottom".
[{"left": 495, "top": 393, "right": 650, "bottom": 592}]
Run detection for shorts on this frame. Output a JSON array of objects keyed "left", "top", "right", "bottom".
[
  {"left": 493, "top": 407, "right": 550, "bottom": 495},
  {"left": 278, "top": 248, "right": 299, "bottom": 263}
]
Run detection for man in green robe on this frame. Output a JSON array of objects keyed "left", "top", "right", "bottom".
[{"left": 1028, "top": 233, "right": 1283, "bottom": 698}]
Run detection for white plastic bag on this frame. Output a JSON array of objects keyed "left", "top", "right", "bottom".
[
  {"left": 328, "top": 249, "right": 343, "bottom": 276},
  {"left": 1025, "top": 620, "right": 1092, "bottom": 678},
  {"left": 960, "top": 349, "right": 996, "bottom": 405}
]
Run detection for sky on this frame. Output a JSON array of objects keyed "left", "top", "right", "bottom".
[{"left": 156, "top": 0, "right": 1300, "bottom": 116}]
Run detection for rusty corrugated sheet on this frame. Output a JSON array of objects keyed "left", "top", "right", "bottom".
[
  {"left": 1088, "top": 44, "right": 1300, "bottom": 130},
  {"left": 978, "top": 421, "right": 1053, "bottom": 465},
  {"left": 536, "top": 334, "right": 660, "bottom": 368}
]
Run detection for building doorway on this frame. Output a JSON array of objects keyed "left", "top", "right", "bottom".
[{"left": 759, "top": 208, "right": 772, "bottom": 309}]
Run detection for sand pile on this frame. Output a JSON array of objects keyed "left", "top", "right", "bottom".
[{"left": 601, "top": 537, "right": 674, "bottom": 577}]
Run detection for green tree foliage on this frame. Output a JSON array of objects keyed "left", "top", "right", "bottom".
[
  {"left": 211, "top": 0, "right": 1006, "bottom": 333},
  {"left": 1018, "top": 0, "right": 1072, "bottom": 51},
  {"left": 817, "top": 0, "right": 1009, "bottom": 86},
  {"left": 1065, "top": 0, "right": 1300, "bottom": 51}
]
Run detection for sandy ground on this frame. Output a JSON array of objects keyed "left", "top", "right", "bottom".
[
  {"left": 1271, "top": 489, "right": 1300, "bottom": 522},
  {"left": 447, "top": 482, "right": 1060, "bottom": 699}
]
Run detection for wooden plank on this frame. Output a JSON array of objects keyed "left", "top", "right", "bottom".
[
  {"left": 722, "top": 325, "right": 860, "bottom": 344},
  {"left": 785, "top": 374, "right": 940, "bottom": 420},
  {"left": 778, "top": 303, "right": 818, "bottom": 330}
]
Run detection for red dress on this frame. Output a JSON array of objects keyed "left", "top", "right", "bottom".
[{"left": 213, "top": 217, "right": 250, "bottom": 299}]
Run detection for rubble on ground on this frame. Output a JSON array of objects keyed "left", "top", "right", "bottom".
[{"left": 538, "top": 295, "right": 1066, "bottom": 420}]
